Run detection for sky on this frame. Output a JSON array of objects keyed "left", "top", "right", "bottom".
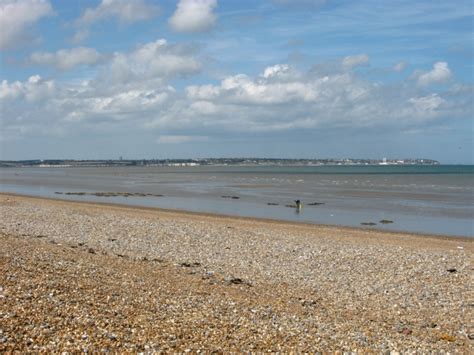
[{"left": 0, "top": 0, "right": 473, "bottom": 163}]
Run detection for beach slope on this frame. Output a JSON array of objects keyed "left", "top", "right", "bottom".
[{"left": 0, "top": 194, "right": 471, "bottom": 352}]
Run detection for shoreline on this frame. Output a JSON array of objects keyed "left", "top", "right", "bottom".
[
  {"left": 1, "top": 193, "right": 472, "bottom": 351},
  {"left": 1, "top": 192, "right": 471, "bottom": 241}
]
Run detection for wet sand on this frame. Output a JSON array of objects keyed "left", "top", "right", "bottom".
[{"left": 0, "top": 193, "right": 472, "bottom": 352}]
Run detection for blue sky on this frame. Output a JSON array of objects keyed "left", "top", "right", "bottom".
[{"left": 0, "top": 0, "right": 473, "bottom": 163}]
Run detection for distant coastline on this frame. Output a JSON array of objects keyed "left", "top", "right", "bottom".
[{"left": 0, "top": 157, "right": 441, "bottom": 168}]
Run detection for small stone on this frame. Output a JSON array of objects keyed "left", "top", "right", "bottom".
[
  {"left": 399, "top": 327, "right": 412, "bottom": 335},
  {"left": 447, "top": 268, "right": 457, "bottom": 273},
  {"left": 439, "top": 333, "right": 455, "bottom": 342},
  {"left": 88, "top": 248, "right": 96, "bottom": 254}
]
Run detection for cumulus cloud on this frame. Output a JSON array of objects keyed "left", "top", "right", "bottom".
[
  {"left": 0, "top": 75, "right": 55, "bottom": 101},
  {"left": 1, "top": 51, "right": 470, "bottom": 144},
  {"left": 0, "top": 0, "right": 53, "bottom": 50},
  {"left": 29, "top": 47, "right": 102, "bottom": 70},
  {"left": 169, "top": 0, "right": 217, "bottom": 33},
  {"left": 77, "top": 0, "right": 159, "bottom": 25},
  {"left": 408, "top": 94, "right": 445, "bottom": 117},
  {"left": 416, "top": 62, "right": 452, "bottom": 87},
  {"left": 62, "top": 87, "right": 173, "bottom": 123},
  {"left": 102, "top": 39, "right": 201, "bottom": 86},
  {"left": 156, "top": 135, "right": 208, "bottom": 144},
  {"left": 262, "top": 64, "right": 290, "bottom": 78},
  {"left": 180, "top": 62, "right": 464, "bottom": 133},
  {"left": 342, "top": 54, "right": 370, "bottom": 70}
]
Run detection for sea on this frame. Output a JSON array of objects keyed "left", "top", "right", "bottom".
[{"left": 1, "top": 165, "right": 473, "bottom": 237}]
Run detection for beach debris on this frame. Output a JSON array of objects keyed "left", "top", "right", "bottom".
[
  {"left": 361, "top": 222, "right": 377, "bottom": 226},
  {"left": 108, "top": 238, "right": 117, "bottom": 242},
  {"left": 307, "top": 202, "right": 324, "bottom": 206},
  {"left": 379, "top": 219, "right": 394, "bottom": 224},
  {"left": 267, "top": 202, "right": 279, "bottom": 206},
  {"left": 88, "top": 248, "right": 96, "bottom": 254},
  {"left": 35, "top": 235, "right": 46, "bottom": 238},
  {"left": 221, "top": 195, "right": 240, "bottom": 199},
  {"left": 180, "top": 262, "right": 201, "bottom": 268},
  {"left": 298, "top": 298, "right": 318, "bottom": 307},
  {"left": 228, "top": 277, "right": 244, "bottom": 284},
  {"left": 446, "top": 268, "right": 457, "bottom": 273}
]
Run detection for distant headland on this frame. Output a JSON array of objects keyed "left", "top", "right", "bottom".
[{"left": 0, "top": 157, "right": 440, "bottom": 168}]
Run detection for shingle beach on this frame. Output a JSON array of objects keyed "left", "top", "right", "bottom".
[{"left": 0, "top": 193, "right": 472, "bottom": 352}]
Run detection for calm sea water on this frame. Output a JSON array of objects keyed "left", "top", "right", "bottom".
[{"left": 1, "top": 165, "right": 473, "bottom": 237}]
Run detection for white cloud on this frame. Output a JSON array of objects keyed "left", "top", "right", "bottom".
[
  {"left": 77, "top": 0, "right": 159, "bottom": 25},
  {"left": 1, "top": 54, "right": 470, "bottom": 144},
  {"left": 169, "top": 0, "right": 217, "bottom": 33},
  {"left": 262, "top": 64, "right": 290, "bottom": 78},
  {"left": 416, "top": 62, "right": 452, "bottom": 87},
  {"left": 103, "top": 39, "right": 201, "bottom": 86},
  {"left": 62, "top": 88, "right": 173, "bottom": 123},
  {"left": 408, "top": 94, "right": 445, "bottom": 119},
  {"left": 0, "top": 0, "right": 53, "bottom": 50},
  {"left": 30, "top": 47, "right": 102, "bottom": 70},
  {"left": 342, "top": 54, "right": 369, "bottom": 70},
  {"left": 156, "top": 135, "right": 208, "bottom": 144},
  {"left": 0, "top": 75, "right": 55, "bottom": 101},
  {"left": 180, "top": 62, "right": 459, "bottom": 132}
]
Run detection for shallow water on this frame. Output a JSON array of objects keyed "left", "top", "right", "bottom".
[{"left": 1, "top": 165, "right": 473, "bottom": 237}]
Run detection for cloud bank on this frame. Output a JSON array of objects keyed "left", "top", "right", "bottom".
[
  {"left": 1, "top": 39, "right": 469, "bottom": 143},
  {"left": 29, "top": 47, "right": 102, "bottom": 70}
]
